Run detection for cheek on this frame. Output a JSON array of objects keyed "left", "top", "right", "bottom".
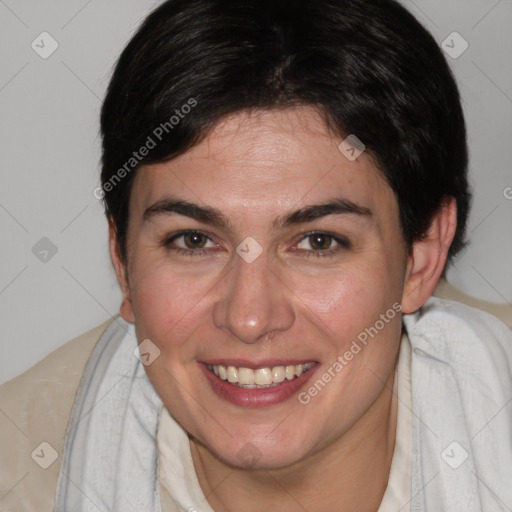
[
  {"left": 128, "top": 260, "right": 208, "bottom": 355},
  {"left": 297, "top": 257, "right": 402, "bottom": 344},
  {"left": 306, "top": 270, "right": 402, "bottom": 429}
]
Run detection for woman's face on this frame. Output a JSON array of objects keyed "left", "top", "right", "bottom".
[{"left": 116, "top": 106, "right": 410, "bottom": 469}]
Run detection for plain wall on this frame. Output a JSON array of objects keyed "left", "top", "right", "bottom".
[{"left": 1, "top": 0, "right": 511, "bottom": 384}]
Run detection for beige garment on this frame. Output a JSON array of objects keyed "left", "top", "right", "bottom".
[
  {"left": 0, "top": 280, "right": 509, "bottom": 510},
  {"left": 378, "top": 331, "right": 412, "bottom": 512},
  {"left": 0, "top": 320, "right": 109, "bottom": 512}
]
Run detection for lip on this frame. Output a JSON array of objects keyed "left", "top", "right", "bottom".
[
  {"left": 201, "top": 358, "right": 315, "bottom": 369},
  {"left": 198, "top": 361, "right": 319, "bottom": 407}
]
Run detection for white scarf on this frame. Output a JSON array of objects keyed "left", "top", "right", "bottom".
[{"left": 54, "top": 297, "right": 512, "bottom": 511}]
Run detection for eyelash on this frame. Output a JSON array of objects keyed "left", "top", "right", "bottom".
[
  {"left": 294, "top": 231, "right": 351, "bottom": 257},
  {"left": 161, "top": 230, "right": 218, "bottom": 258},
  {"left": 161, "top": 230, "right": 351, "bottom": 258}
]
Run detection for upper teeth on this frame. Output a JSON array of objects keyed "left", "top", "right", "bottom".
[{"left": 207, "top": 363, "right": 314, "bottom": 387}]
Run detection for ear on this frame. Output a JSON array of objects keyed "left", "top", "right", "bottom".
[
  {"left": 109, "top": 219, "right": 135, "bottom": 323},
  {"left": 401, "top": 197, "right": 457, "bottom": 314}
]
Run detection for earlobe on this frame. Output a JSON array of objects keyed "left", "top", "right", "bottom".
[
  {"left": 108, "top": 220, "right": 135, "bottom": 323},
  {"left": 401, "top": 197, "right": 458, "bottom": 314}
]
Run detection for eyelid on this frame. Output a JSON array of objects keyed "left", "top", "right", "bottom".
[
  {"left": 293, "top": 230, "right": 351, "bottom": 248},
  {"left": 290, "top": 232, "right": 350, "bottom": 259},
  {"left": 160, "top": 230, "right": 221, "bottom": 258},
  {"left": 161, "top": 229, "right": 351, "bottom": 257},
  {"left": 162, "top": 229, "right": 217, "bottom": 246}
]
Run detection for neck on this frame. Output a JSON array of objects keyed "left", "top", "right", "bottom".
[{"left": 190, "top": 367, "right": 398, "bottom": 512}]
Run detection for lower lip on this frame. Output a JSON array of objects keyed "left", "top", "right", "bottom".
[{"left": 198, "top": 363, "right": 319, "bottom": 407}]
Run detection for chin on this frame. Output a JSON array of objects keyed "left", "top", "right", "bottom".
[{"left": 201, "top": 426, "right": 315, "bottom": 471}]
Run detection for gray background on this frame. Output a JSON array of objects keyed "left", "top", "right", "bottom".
[{"left": 1, "top": 0, "right": 511, "bottom": 385}]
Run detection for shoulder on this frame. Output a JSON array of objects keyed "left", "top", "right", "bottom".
[
  {"left": 0, "top": 318, "right": 114, "bottom": 511},
  {"left": 404, "top": 297, "right": 512, "bottom": 504},
  {"left": 433, "top": 277, "right": 512, "bottom": 329},
  {"left": 404, "top": 296, "right": 512, "bottom": 390},
  {"left": 429, "top": 279, "right": 512, "bottom": 387}
]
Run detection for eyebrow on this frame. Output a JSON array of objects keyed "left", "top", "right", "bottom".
[
  {"left": 143, "top": 196, "right": 372, "bottom": 230},
  {"left": 274, "top": 199, "right": 372, "bottom": 229}
]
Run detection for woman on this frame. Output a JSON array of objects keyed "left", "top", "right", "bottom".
[{"left": 1, "top": 0, "right": 511, "bottom": 510}]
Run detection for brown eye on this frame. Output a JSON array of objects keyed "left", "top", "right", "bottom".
[
  {"left": 297, "top": 234, "right": 336, "bottom": 251},
  {"left": 163, "top": 231, "right": 217, "bottom": 254},
  {"left": 294, "top": 232, "right": 350, "bottom": 257},
  {"left": 308, "top": 234, "right": 333, "bottom": 251},
  {"left": 182, "top": 232, "right": 208, "bottom": 249}
]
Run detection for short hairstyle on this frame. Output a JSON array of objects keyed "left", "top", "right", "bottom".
[{"left": 100, "top": 0, "right": 471, "bottom": 264}]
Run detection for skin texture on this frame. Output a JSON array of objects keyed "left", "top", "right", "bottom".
[{"left": 110, "top": 107, "right": 457, "bottom": 511}]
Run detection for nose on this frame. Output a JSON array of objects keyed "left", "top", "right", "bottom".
[{"left": 212, "top": 251, "right": 295, "bottom": 344}]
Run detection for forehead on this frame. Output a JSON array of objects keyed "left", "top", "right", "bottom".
[{"left": 131, "top": 107, "right": 396, "bottom": 218}]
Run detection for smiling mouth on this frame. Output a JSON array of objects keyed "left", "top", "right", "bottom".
[{"left": 206, "top": 363, "right": 315, "bottom": 388}]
